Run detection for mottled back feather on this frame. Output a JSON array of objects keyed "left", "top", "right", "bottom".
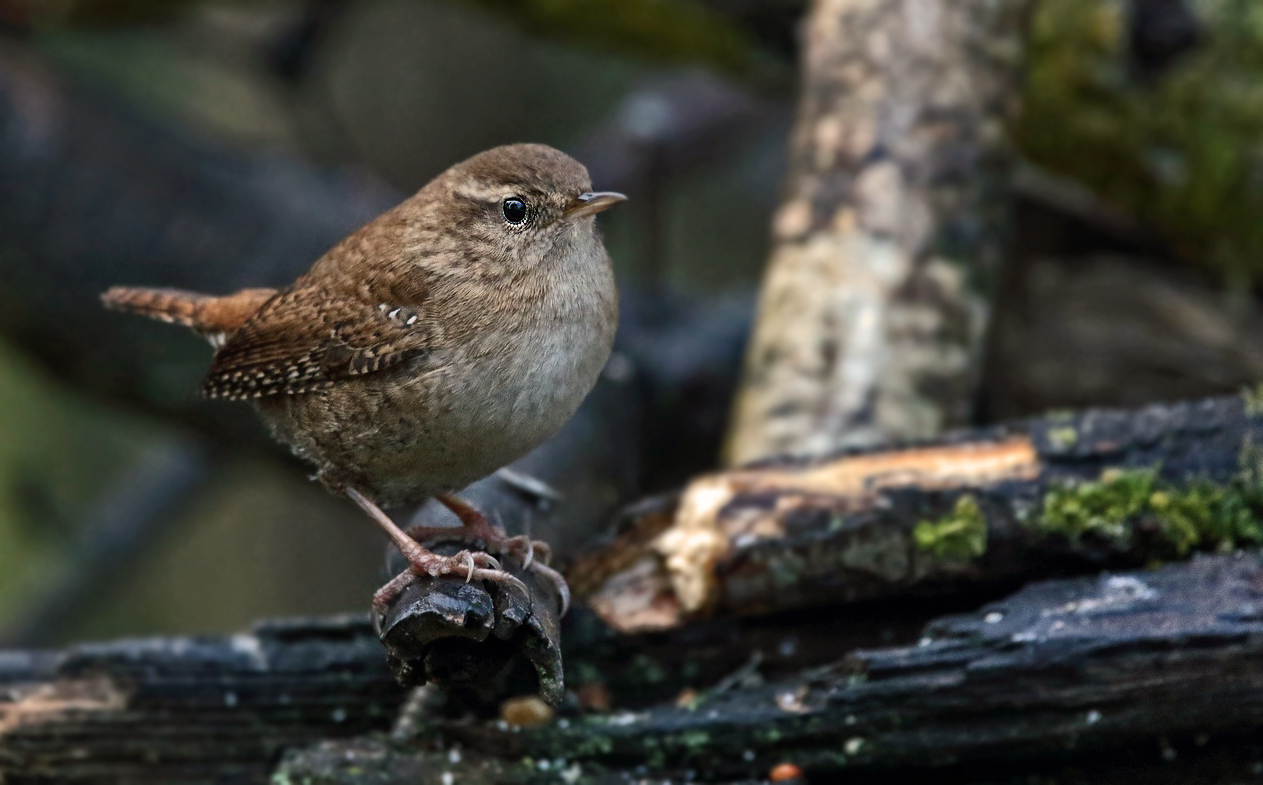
[{"left": 202, "top": 282, "right": 432, "bottom": 400}]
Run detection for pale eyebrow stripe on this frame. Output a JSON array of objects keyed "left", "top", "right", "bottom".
[{"left": 453, "top": 182, "right": 505, "bottom": 202}]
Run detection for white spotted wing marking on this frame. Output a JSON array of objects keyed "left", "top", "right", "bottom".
[{"left": 202, "top": 290, "right": 430, "bottom": 401}]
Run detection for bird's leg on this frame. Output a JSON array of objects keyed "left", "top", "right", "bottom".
[
  {"left": 436, "top": 493, "right": 514, "bottom": 542},
  {"left": 345, "top": 487, "right": 528, "bottom": 613},
  {"left": 404, "top": 493, "right": 570, "bottom": 615}
]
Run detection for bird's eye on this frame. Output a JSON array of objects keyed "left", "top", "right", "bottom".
[{"left": 502, "top": 196, "right": 528, "bottom": 225}]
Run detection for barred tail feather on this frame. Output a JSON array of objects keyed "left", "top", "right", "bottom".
[
  {"left": 101, "top": 287, "right": 217, "bottom": 328},
  {"left": 101, "top": 286, "right": 277, "bottom": 339}
]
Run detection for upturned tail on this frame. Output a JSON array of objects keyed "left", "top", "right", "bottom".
[{"left": 101, "top": 286, "right": 277, "bottom": 344}]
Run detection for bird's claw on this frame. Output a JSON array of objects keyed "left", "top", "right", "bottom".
[
  {"left": 411, "top": 549, "right": 530, "bottom": 596},
  {"left": 491, "top": 535, "right": 568, "bottom": 614}
]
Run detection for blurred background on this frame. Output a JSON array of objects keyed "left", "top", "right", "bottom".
[{"left": 0, "top": 0, "right": 1261, "bottom": 647}]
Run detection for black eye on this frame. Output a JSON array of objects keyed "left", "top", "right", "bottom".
[{"left": 502, "top": 197, "right": 528, "bottom": 225}]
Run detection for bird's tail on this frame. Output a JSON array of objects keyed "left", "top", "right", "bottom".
[{"left": 101, "top": 286, "right": 277, "bottom": 337}]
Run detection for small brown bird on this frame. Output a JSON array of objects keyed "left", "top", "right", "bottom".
[{"left": 103, "top": 143, "right": 623, "bottom": 613}]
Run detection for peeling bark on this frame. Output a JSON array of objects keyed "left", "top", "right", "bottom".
[
  {"left": 577, "top": 394, "right": 1263, "bottom": 633},
  {"left": 726, "top": 0, "right": 1034, "bottom": 464}
]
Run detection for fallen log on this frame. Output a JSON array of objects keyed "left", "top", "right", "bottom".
[
  {"left": 8, "top": 554, "right": 1263, "bottom": 783},
  {"left": 0, "top": 615, "right": 404, "bottom": 783},
  {"left": 279, "top": 552, "right": 1263, "bottom": 784},
  {"left": 573, "top": 393, "right": 1263, "bottom": 633}
]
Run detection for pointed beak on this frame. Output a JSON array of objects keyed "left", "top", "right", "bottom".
[{"left": 564, "top": 191, "right": 627, "bottom": 220}]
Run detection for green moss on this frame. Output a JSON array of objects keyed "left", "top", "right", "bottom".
[
  {"left": 1244, "top": 384, "right": 1263, "bottom": 418},
  {"left": 1048, "top": 426, "right": 1079, "bottom": 450},
  {"left": 1041, "top": 467, "right": 1152, "bottom": 544},
  {"left": 1238, "top": 437, "right": 1263, "bottom": 486},
  {"left": 758, "top": 727, "right": 783, "bottom": 744},
  {"left": 678, "top": 730, "right": 710, "bottom": 749},
  {"left": 1039, "top": 466, "right": 1263, "bottom": 555},
  {"left": 628, "top": 653, "right": 668, "bottom": 685},
  {"left": 914, "top": 495, "right": 987, "bottom": 560},
  {"left": 1018, "top": 0, "right": 1263, "bottom": 284},
  {"left": 563, "top": 729, "right": 614, "bottom": 757}
]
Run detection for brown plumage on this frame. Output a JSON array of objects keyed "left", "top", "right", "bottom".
[
  {"left": 101, "top": 286, "right": 277, "bottom": 348},
  {"left": 102, "top": 143, "right": 624, "bottom": 614}
]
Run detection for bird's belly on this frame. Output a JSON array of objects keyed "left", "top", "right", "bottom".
[
  {"left": 259, "top": 321, "right": 612, "bottom": 508},
  {"left": 420, "top": 323, "right": 611, "bottom": 480}
]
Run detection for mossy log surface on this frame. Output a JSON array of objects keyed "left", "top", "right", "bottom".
[
  {"left": 7, "top": 555, "right": 1263, "bottom": 783},
  {"left": 575, "top": 393, "right": 1263, "bottom": 633},
  {"left": 287, "top": 553, "right": 1263, "bottom": 784}
]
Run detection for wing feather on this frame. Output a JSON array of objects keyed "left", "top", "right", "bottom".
[{"left": 202, "top": 285, "right": 431, "bottom": 400}]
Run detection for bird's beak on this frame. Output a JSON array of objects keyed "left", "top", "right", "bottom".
[{"left": 564, "top": 191, "right": 627, "bottom": 220}]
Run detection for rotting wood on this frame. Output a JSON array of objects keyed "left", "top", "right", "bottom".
[
  {"left": 7, "top": 552, "right": 1263, "bottom": 782},
  {"left": 726, "top": 0, "right": 1035, "bottom": 464},
  {"left": 573, "top": 393, "right": 1263, "bottom": 633},
  {"left": 277, "top": 553, "right": 1263, "bottom": 784},
  {"left": 376, "top": 532, "right": 566, "bottom": 707},
  {"left": 0, "top": 616, "right": 404, "bottom": 783}
]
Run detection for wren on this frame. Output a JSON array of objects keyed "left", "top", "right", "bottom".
[{"left": 103, "top": 143, "right": 624, "bottom": 614}]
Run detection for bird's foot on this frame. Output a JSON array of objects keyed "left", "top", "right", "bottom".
[
  {"left": 347, "top": 487, "right": 533, "bottom": 615},
  {"left": 428, "top": 494, "right": 569, "bottom": 615},
  {"left": 402, "top": 524, "right": 570, "bottom": 616},
  {"left": 372, "top": 547, "right": 529, "bottom": 615}
]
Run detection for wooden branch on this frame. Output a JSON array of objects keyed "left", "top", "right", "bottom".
[
  {"left": 573, "top": 393, "right": 1263, "bottom": 633},
  {"left": 0, "top": 616, "right": 404, "bottom": 783},
  {"left": 725, "top": 0, "right": 1035, "bottom": 463},
  {"left": 376, "top": 535, "right": 567, "bottom": 707},
  {"left": 278, "top": 553, "right": 1263, "bottom": 783}
]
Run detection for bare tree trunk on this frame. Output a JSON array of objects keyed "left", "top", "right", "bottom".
[{"left": 725, "top": 0, "right": 1033, "bottom": 465}]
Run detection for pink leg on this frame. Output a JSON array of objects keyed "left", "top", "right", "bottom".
[
  {"left": 435, "top": 493, "right": 509, "bottom": 543},
  {"left": 427, "top": 494, "right": 552, "bottom": 564},
  {"left": 347, "top": 488, "right": 529, "bottom": 612},
  {"left": 435, "top": 494, "right": 569, "bottom": 615}
]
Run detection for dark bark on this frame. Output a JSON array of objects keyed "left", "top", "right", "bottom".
[
  {"left": 376, "top": 534, "right": 566, "bottom": 707},
  {"left": 574, "top": 393, "right": 1263, "bottom": 633},
  {"left": 9, "top": 554, "right": 1263, "bottom": 783},
  {"left": 284, "top": 553, "right": 1263, "bottom": 783},
  {"left": 0, "top": 615, "right": 404, "bottom": 783}
]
